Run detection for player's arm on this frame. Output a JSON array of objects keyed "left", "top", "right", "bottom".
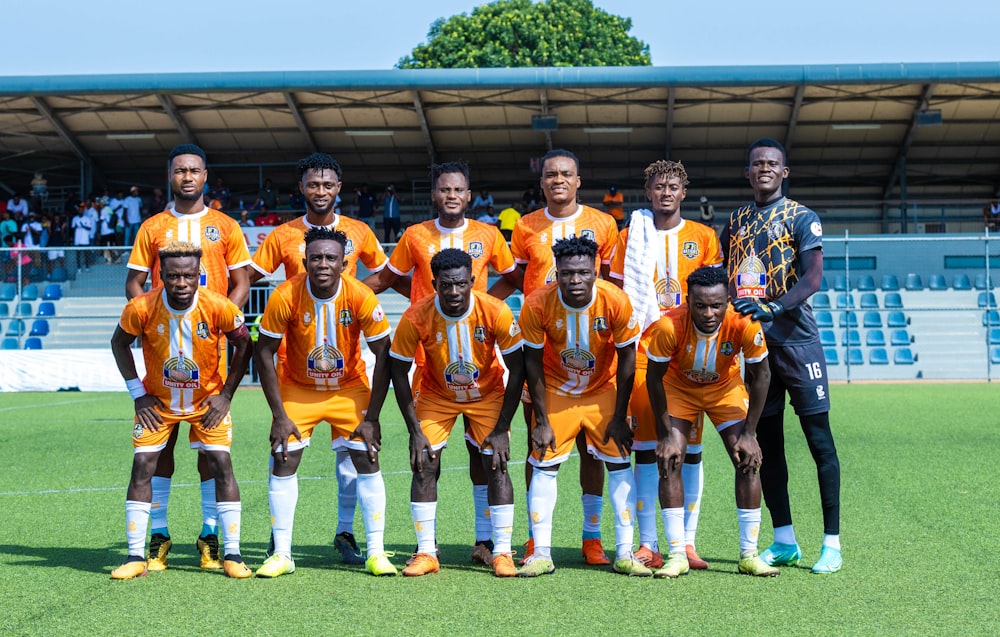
[
  {"left": 111, "top": 324, "right": 163, "bottom": 431},
  {"left": 390, "top": 355, "right": 433, "bottom": 471},
  {"left": 247, "top": 265, "right": 266, "bottom": 285},
  {"left": 355, "top": 335, "right": 391, "bottom": 462},
  {"left": 732, "top": 357, "right": 771, "bottom": 475},
  {"left": 487, "top": 266, "right": 523, "bottom": 300},
  {"left": 254, "top": 333, "right": 301, "bottom": 461},
  {"left": 603, "top": 343, "right": 636, "bottom": 457},
  {"left": 201, "top": 321, "right": 253, "bottom": 430},
  {"left": 483, "top": 346, "right": 524, "bottom": 472},
  {"left": 646, "top": 357, "right": 682, "bottom": 474},
  {"left": 226, "top": 265, "right": 250, "bottom": 308},
  {"left": 367, "top": 266, "right": 402, "bottom": 296},
  {"left": 124, "top": 269, "right": 148, "bottom": 300},
  {"left": 523, "top": 344, "right": 555, "bottom": 460}
]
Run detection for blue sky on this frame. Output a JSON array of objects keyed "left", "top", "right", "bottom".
[{"left": 2, "top": 0, "right": 996, "bottom": 75}]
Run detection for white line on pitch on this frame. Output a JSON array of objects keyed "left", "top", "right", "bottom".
[{"left": 0, "top": 397, "right": 106, "bottom": 413}]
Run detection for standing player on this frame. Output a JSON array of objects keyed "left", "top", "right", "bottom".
[
  {"left": 254, "top": 228, "right": 397, "bottom": 578},
  {"left": 509, "top": 149, "right": 619, "bottom": 566},
  {"left": 125, "top": 144, "right": 252, "bottom": 573},
  {"left": 388, "top": 249, "right": 524, "bottom": 578},
  {"left": 610, "top": 160, "right": 722, "bottom": 570},
  {"left": 249, "top": 152, "right": 399, "bottom": 564},
  {"left": 517, "top": 236, "right": 649, "bottom": 577},
  {"left": 373, "top": 161, "right": 520, "bottom": 564},
  {"left": 645, "top": 266, "right": 777, "bottom": 578},
  {"left": 722, "top": 138, "right": 842, "bottom": 574},
  {"left": 109, "top": 241, "right": 253, "bottom": 580}
]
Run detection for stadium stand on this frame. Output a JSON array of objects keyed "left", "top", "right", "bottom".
[
  {"left": 857, "top": 275, "right": 876, "bottom": 291},
  {"left": 905, "top": 273, "right": 924, "bottom": 290},
  {"left": 824, "top": 347, "right": 839, "bottom": 365},
  {"left": 863, "top": 311, "right": 882, "bottom": 328},
  {"left": 953, "top": 274, "right": 971, "bottom": 290},
  {"left": 812, "top": 293, "right": 831, "bottom": 309},
  {"left": 928, "top": 274, "right": 948, "bottom": 290},
  {"left": 1, "top": 337, "right": 18, "bottom": 350},
  {"left": 0, "top": 283, "right": 17, "bottom": 302},
  {"left": 890, "top": 329, "right": 913, "bottom": 346},
  {"left": 29, "top": 319, "right": 49, "bottom": 336},
  {"left": 839, "top": 311, "right": 858, "bottom": 328},
  {"left": 974, "top": 273, "right": 992, "bottom": 290},
  {"left": 0, "top": 303, "right": 8, "bottom": 317},
  {"left": 834, "top": 275, "right": 849, "bottom": 291},
  {"left": 894, "top": 348, "right": 917, "bottom": 364},
  {"left": 869, "top": 348, "right": 889, "bottom": 365},
  {"left": 847, "top": 349, "right": 864, "bottom": 366},
  {"left": 816, "top": 311, "right": 834, "bottom": 328},
  {"left": 888, "top": 311, "right": 910, "bottom": 328},
  {"left": 820, "top": 330, "right": 836, "bottom": 347},
  {"left": 36, "top": 302, "right": 56, "bottom": 317},
  {"left": 836, "top": 293, "right": 855, "bottom": 309},
  {"left": 24, "top": 337, "right": 42, "bottom": 350},
  {"left": 977, "top": 292, "right": 997, "bottom": 308},
  {"left": 43, "top": 284, "right": 63, "bottom": 300},
  {"left": 884, "top": 293, "right": 904, "bottom": 309},
  {"left": 860, "top": 293, "right": 879, "bottom": 309},
  {"left": 989, "top": 328, "right": 1000, "bottom": 345},
  {"left": 20, "top": 284, "right": 39, "bottom": 301},
  {"left": 842, "top": 329, "right": 861, "bottom": 347},
  {"left": 992, "top": 347, "right": 1000, "bottom": 365},
  {"left": 6, "top": 319, "right": 25, "bottom": 336},
  {"left": 881, "top": 274, "right": 901, "bottom": 291},
  {"left": 866, "top": 329, "right": 886, "bottom": 347}
]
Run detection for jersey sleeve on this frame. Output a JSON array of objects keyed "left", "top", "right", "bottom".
[
  {"left": 225, "top": 220, "right": 253, "bottom": 269},
  {"left": 793, "top": 206, "right": 824, "bottom": 253},
  {"left": 741, "top": 319, "right": 769, "bottom": 364},
  {"left": 389, "top": 313, "right": 420, "bottom": 361},
  {"left": 220, "top": 299, "right": 246, "bottom": 334},
  {"left": 493, "top": 304, "right": 523, "bottom": 354},
  {"left": 489, "top": 230, "right": 516, "bottom": 274},
  {"left": 510, "top": 223, "right": 529, "bottom": 264},
  {"left": 126, "top": 223, "right": 154, "bottom": 272},
  {"left": 259, "top": 287, "right": 292, "bottom": 339},
  {"left": 704, "top": 228, "right": 724, "bottom": 267},
  {"left": 612, "top": 294, "right": 640, "bottom": 347},
  {"left": 645, "top": 317, "right": 676, "bottom": 363},
  {"left": 251, "top": 229, "right": 283, "bottom": 275},
  {"left": 357, "top": 226, "right": 389, "bottom": 272},
  {"left": 357, "top": 288, "right": 391, "bottom": 342},
  {"left": 118, "top": 299, "right": 144, "bottom": 336},
  {"left": 599, "top": 221, "right": 619, "bottom": 265},
  {"left": 387, "top": 231, "right": 414, "bottom": 276},
  {"left": 608, "top": 230, "right": 628, "bottom": 280},
  {"left": 518, "top": 297, "right": 545, "bottom": 349}
]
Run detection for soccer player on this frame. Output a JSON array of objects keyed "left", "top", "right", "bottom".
[
  {"left": 109, "top": 241, "right": 253, "bottom": 580},
  {"left": 254, "top": 228, "right": 397, "bottom": 578},
  {"left": 645, "top": 266, "right": 777, "bottom": 578},
  {"left": 508, "top": 149, "right": 619, "bottom": 566},
  {"left": 517, "top": 236, "right": 649, "bottom": 577},
  {"left": 125, "top": 144, "right": 252, "bottom": 573},
  {"left": 373, "top": 160, "right": 520, "bottom": 565},
  {"left": 387, "top": 248, "right": 524, "bottom": 578},
  {"left": 610, "top": 160, "right": 722, "bottom": 570},
  {"left": 248, "top": 152, "right": 398, "bottom": 564},
  {"left": 722, "top": 138, "right": 842, "bottom": 574}
]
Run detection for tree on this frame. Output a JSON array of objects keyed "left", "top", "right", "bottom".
[{"left": 397, "top": 0, "right": 651, "bottom": 69}]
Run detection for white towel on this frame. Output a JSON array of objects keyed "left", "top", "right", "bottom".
[{"left": 622, "top": 208, "right": 661, "bottom": 332}]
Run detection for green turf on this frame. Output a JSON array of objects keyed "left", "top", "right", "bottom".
[{"left": 1, "top": 384, "right": 998, "bottom": 636}]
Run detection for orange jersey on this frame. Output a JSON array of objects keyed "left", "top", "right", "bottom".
[
  {"left": 259, "top": 273, "right": 390, "bottom": 391},
  {"left": 390, "top": 290, "right": 522, "bottom": 403},
  {"left": 127, "top": 207, "right": 252, "bottom": 296},
  {"left": 120, "top": 288, "right": 245, "bottom": 415},
  {"left": 251, "top": 214, "right": 388, "bottom": 279},
  {"left": 645, "top": 305, "right": 768, "bottom": 388},
  {"left": 511, "top": 205, "right": 618, "bottom": 296},
  {"left": 387, "top": 218, "right": 515, "bottom": 303},
  {"left": 520, "top": 279, "right": 639, "bottom": 396}
]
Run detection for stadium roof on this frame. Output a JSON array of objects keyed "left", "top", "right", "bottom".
[{"left": 2, "top": 62, "right": 999, "bottom": 207}]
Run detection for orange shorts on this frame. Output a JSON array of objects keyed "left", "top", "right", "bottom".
[
  {"left": 417, "top": 391, "right": 504, "bottom": 453},
  {"left": 529, "top": 386, "right": 627, "bottom": 468},
  {"left": 279, "top": 382, "right": 371, "bottom": 453},
  {"left": 133, "top": 406, "right": 233, "bottom": 453},
  {"left": 630, "top": 365, "right": 706, "bottom": 451},
  {"left": 664, "top": 377, "right": 748, "bottom": 433}
]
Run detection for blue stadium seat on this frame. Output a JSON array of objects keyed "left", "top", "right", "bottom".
[
  {"left": 5, "top": 318, "right": 25, "bottom": 336},
  {"left": 1, "top": 337, "right": 18, "bottom": 350},
  {"left": 857, "top": 275, "right": 876, "bottom": 291},
  {"left": 833, "top": 275, "right": 849, "bottom": 292},
  {"left": 0, "top": 283, "right": 16, "bottom": 302},
  {"left": 983, "top": 310, "right": 1000, "bottom": 327},
  {"left": 887, "top": 311, "right": 909, "bottom": 328},
  {"left": 823, "top": 347, "right": 839, "bottom": 365},
  {"left": 838, "top": 311, "right": 858, "bottom": 328},
  {"left": 893, "top": 348, "right": 917, "bottom": 364},
  {"left": 16, "top": 302, "right": 32, "bottom": 317},
  {"left": 847, "top": 349, "right": 864, "bottom": 365},
  {"left": 20, "top": 284, "right": 39, "bottom": 301},
  {"left": 28, "top": 268, "right": 45, "bottom": 284},
  {"left": 812, "top": 293, "right": 831, "bottom": 309},
  {"left": 48, "top": 268, "right": 69, "bottom": 284},
  {"left": 29, "top": 319, "right": 49, "bottom": 336},
  {"left": 928, "top": 274, "right": 948, "bottom": 291},
  {"left": 860, "top": 293, "right": 879, "bottom": 309},
  {"left": 23, "top": 337, "right": 42, "bottom": 350},
  {"left": 841, "top": 329, "right": 861, "bottom": 347},
  {"left": 863, "top": 311, "right": 882, "bottom": 328},
  {"left": 989, "top": 328, "right": 1000, "bottom": 345},
  {"left": 820, "top": 329, "right": 836, "bottom": 347},
  {"left": 890, "top": 329, "right": 913, "bottom": 346},
  {"left": 505, "top": 295, "right": 523, "bottom": 311},
  {"left": 36, "top": 301, "right": 56, "bottom": 317},
  {"left": 816, "top": 311, "right": 834, "bottom": 328},
  {"left": 866, "top": 329, "right": 887, "bottom": 347},
  {"left": 884, "top": 292, "right": 903, "bottom": 309},
  {"left": 881, "top": 274, "right": 900, "bottom": 291},
  {"left": 977, "top": 292, "right": 997, "bottom": 308},
  {"left": 905, "top": 273, "right": 924, "bottom": 291},
  {"left": 819, "top": 276, "right": 829, "bottom": 292},
  {"left": 992, "top": 347, "right": 1000, "bottom": 365},
  {"left": 974, "top": 273, "right": 993, "bottom": 290},
  {"left": 42, "top": 283, "right": 63, "bottom": 300},
  {"left": 835, "top": 293, "right": 855, "bottom": 309},
  {"left": 869, "top": 348, "right": 889, "bottom": 365},
  {"left": 953, "top": 274, "right": 971, "bottom": 290},
  {"left": 0, "top": 302, "right": 8, "bottom": 317}
]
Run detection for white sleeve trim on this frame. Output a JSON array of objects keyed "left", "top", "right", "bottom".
[
  {"left": 389, "top": 350, "right": 414, "bottom": 363},
  {"left": 227, "top": 259, "right": 253, "bottom": 270},
  {"left": 645, "top": 353, "right": 672, "bottom": 363},
  {"left": 250, "top": 261, "right": 272, "bottom": 276},
  {"left": 364, "top": 328, "right": 391, "bottom": 343},
  {"left": 126, "top": 263, "right": 150, "bottom": 273},
  {"left": 745, "top": 352, "right": 769, "bottom": 364},
  {"left": 499, "top": 339, "right": 524, "bottom": 355},
  {"left": 615, "top": 334, "right": 639, "bottom": 348},
  {"left": 259, "top": 327, "right": 283, "bottom": 339},
  {"left": 387, "top": 263, "right": 409, "bottom": 277},
  {"left": 523, "top": 339, "right": 544, "bottom": 349}
]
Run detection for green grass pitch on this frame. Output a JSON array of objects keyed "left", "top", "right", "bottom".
[{"left": 1, "top": 384, "right": 998, "bottom": 636}]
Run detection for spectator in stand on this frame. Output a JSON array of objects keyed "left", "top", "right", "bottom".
[
  {"left": 149, "top": 188, "right": 168, "bottom": 219},
  {"left": 20, "top": 211, "right": 45, "bottom": 272},
  {"left": 472, "top": 188, "right": 495, "bottom": 216},
  {"left": 110, "top": 190, "right": 127, "bottom": 246},
  {"left": 287, "top": 188, "right": 305, "bottom": 210},
  {"left": 238, "top": 210, "right": 254, "bottom": 227},
  {"left": 252, "top": 178, "right": 279, "bottom": 210},
  {"left": 97, "top": 199, "right": 119, "bottom": 263},
  {"left": 497, "top": 203, "right": 521, "bottom": 242},
  {"left": 356, "top": 183, "right": 376, "bottom": 229},
  {"left": 0, "top": 209, "right": 18, "bottom": 245},
  {"left": 381, "top": 184, "right": 403, "bottom": 243},
  {"left": 984, "top": 200, "right": 1000, "bottom": 231},
  {"left": 602, "top": 185, "right": 625, "bottom": 229},
  {"left": 84, "top": 197, "right": 100, "bottom": 246},
  {"left": 123, "top": 186, "right": 143, "bottom": 246},
  {"left": 209, "top": 177, "right": 232, "bottom": 211},
  {"left": 46, "top": 213, "right": 67, "bottom": 273},
  {"left": 7, "top": 194, "right": 28, "bottom": 222},
  {"left": 30, "top": 172, "right": 48, "bottom": 212},
  {"left": 522, "top": 186, "right": 540, "bottom": 212},
  {"left": 256, "top": 205, "right": 281, "bottom": 226}
]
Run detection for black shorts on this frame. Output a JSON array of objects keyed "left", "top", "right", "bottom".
[{"left": 762, "top": 341, "right": 831, "bottom": 417}]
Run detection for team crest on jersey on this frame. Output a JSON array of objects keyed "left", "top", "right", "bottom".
[
  {"left": 307, "top": 344, "right": 345, "bottom": 379},
  {"left": 593, "top": 316, "right": 608, "bottom": 332},
  {"left": 754, "top": 330, "right": 764, "bottom": 347},
  {"left": 559, "top": 347, "right": 596, "bottom": 375},
  {"left": 303, "top": 312, "right": 312, "bottom": 325},
  {"left": 474, "top": 326, "right": 487, "bottom": 342},
  {"left": 468, "top": 242, "right": 484, "bottom": 259},
  {"left": 720, "top": 341, "right": 734, "bottom": 357},
  {"left": 157, "top": 324, "right": 165, "bottom": 334},
  {"left": 196, "top": 321, "right": 210, "bottom": 339},
  {"left": 436, "top": 332, "right": 443, "bottom": 343},
  {"left": 735, "top": 250, "right": 767, "bottom": 299},
  {"left": 444, "top": 360, "right": 480, "bottom": 391},
  {"left": 555, "top": 319, "right": 564, "bottom": 329},
  {"left": 682, "top": 241, "right": 699, "bottom": 259},
  {"left": 204, "top": 226, "right": 221, "bottom": 242},
  {"left": 766, "top": 221, "right": 786, "bottom": 241},
  {"left": 684, "top": 368, "right": 721, "bottom": 384},
  {"left": 339, "top": 309, "right": 353, "bottom": 327},
  {"left": 509, "top": 322, "right": 521, "bottom": 337},
  {"left": 162, "top": 354, "right": 200, "bottom": 389},
  {"left": 810, "top": 221, "right": 823, "bottom": 237},
  {"left": 133, "top": 423, "right": 145, "bottom": 439},
  {"left": 655, "top": 278, "right": 682, "bottom": 309},
  {"left": 581, "top": 229, "right": 595, "bottom": 241},
  {"left": 344, "top": 238, "right": 355, "bottom": 255},
  {"left": 372, "top": 304, "right": 385, "bottom": 322}
]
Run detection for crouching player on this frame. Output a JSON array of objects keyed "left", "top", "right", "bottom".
[
  {"left": 110, "top": 241, "right": 253, "bottom": 580},
  {"left": 645, "top": 266, "right": 776, "bottom": 578}
]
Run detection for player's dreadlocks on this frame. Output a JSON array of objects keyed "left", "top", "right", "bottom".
[{"left": 643, "top": 159, "right": 689, "bottom": 188}]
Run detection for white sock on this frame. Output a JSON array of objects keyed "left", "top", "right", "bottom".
[
  {"left": 661, "top": 507, "right": 685, "bottom": 555},
  {"left": 681, "top": 459, "right": 703, "bottom": 547},
  {"left": 357, "top": 471, "right": 386, "bottom": 556},
  {"left": 490, "top": 504, "right": 514, "bottom": 555},
  {"left": 149, "top": 476, "right": 170, "bottom": 533},
  {"left": 737, "top": 507, "right": 761, "bottom": 555},
  {"left": 216, "top": 501, "right": 242, "bottom": 557},
  {"left": 200, "top": 478, "right": 217, "bottom": 529},
  {"left": 823, "top": 534, "right": 841, "bottom": 550},
  {"left": 410, "top": 501, "right": 437, "bottom": 554},
  {"left": 125, "top": 500, "right": 151, "bottom": 556},
  {"left": 634, "top": 461, "right": 659, "bottom": 551},
  {"left": 473, "top": 484, "right": 491, "bottom": 543},
  {"left": 773, "top": 524, "right": 797, "bottom": 546},
  {"left": 581, "top": 493, "right": 603, "bottom": 538},
  {"left": 528, "top": 468, "right": 558, "bottom": 556},
  {"left": 268, "top": 473, "right": 298, "bottom": 559},
  {"left": 607, "top": 467, "right": 637, "bottom": 560},
  {"left": 335, "top": 450, "right": 358, "bottom": 535}
]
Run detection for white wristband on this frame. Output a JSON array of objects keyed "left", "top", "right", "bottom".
[{"left": 125, "top": 377, "right": 147, "bottom": 400}]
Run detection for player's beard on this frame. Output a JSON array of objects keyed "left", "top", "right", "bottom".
[
  {"left": 307, "top": 198, "right": 335, "bottom": 217},
  {"left": 433, "top": 201, "right": 468, "bottom": 225},
  {"left": 175, "top": 190, "right": 202, "bottom": 202}
]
